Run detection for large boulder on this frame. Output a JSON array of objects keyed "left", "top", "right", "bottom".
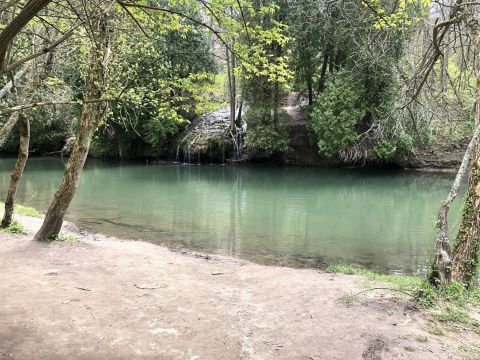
[{"left": 173, "top": 109, "right": 244, "bottom": 164}]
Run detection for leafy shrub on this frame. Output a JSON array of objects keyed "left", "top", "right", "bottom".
[
  {"left": 372, "top": 139, "right": 397, "bottom": 160},
  {"left": 0, "top": 220, "right": 27, "bottom": 234},
  {"left": 245, "top": 107, "right": 290, "bottom": 156},
  {"left": 308, "top": 73, "right": 366, "bottom": 158},
  {"left": 53, "top": 232, "right": 79, "bottom": 244},
  {"left": 372, "top": 134, "right": 414, "bottom": 161}
]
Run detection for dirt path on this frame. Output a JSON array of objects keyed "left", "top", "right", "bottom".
[
  {"left": 282, "top": 93, "right": 334, "bottom": 166},
  {"left": 0, "top": 215, "right": 476, "bottom": 359},
  {"left": 283, "top": 92, "right": 306, "bottom": 126}
]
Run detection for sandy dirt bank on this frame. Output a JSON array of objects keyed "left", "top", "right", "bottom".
[{"left": 0, "top": 214, "right": 478, "bottom": 360}]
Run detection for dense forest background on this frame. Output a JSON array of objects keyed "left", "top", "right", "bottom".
[{"left": 0, "top": 0, "right": 474, "bottom": 167}]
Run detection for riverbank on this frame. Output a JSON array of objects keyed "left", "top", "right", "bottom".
[{"left": 1, "top": 213, "right": 479, "bottom": 359}]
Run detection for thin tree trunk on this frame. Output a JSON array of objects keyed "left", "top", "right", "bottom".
[
  {"left": 1, "top": 113, "right": 29, "bottom": 228},
  {"left": 232, "top": 53, "right": 237, "bottom": 129},
  {"left": 0, "top": 67, "right": 26, "bottom": 100},
  {"left": 0, "top": 112, "right": 20, "bottom": 149},
  {"left": 307, "top": 76, "right": 313, "bottom": 106},
  {"left": 34, "top": 14, "right": 110, "bottom": 242},
  {"left": 0, "top": 49, "right": 54, "bottom": 149},
  {"left": 236, "top": 97, "right": 243, "bottom": 127},
  {"left": 226, "top": 47, "right": 236, "bottom": 132},
  {"left": 317, "top": 50, "right": 329, "bottom": 95}
]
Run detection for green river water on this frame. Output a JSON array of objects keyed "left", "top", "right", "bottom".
[{"left": 0, "top": 157, "right": 462, "bottom": 274}]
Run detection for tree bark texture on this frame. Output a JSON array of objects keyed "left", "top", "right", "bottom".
[
  {"left": 0, "top": 112, "right": 20, "bottom": 149},
  {"left": 429, "top": 121, "right": 480, "bottom": 286},
  {"left": 34, "top": 14, "right": 110, "bottom": 241},
  {"left": 451, "top": 143, "right": 480, "bottom": 286},
  {"left": 0, "top": 0, "right": 52, "bottom": 70},
  {"left": 1, "top": 113, "right": 30, "bottom": 228},
  {"left": 429, "top": 4, "right": 480, "bottom": 287},
  {"left": 450, "top": 42, "right": 480, "bottom": 285},
  {"left": 448, "top": 11, "right": 480, "bottom": 286},
  {"left": 0, "top": 67, "right": 26, "bottom": 100}
]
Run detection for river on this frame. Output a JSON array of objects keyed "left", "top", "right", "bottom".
[{"left": 0, "top": 157, "right": 462, "bottom": 274}]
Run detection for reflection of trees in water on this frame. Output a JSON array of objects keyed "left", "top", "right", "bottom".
[{"left": 0, "top": 158, "right": 461, "bottom": 274}]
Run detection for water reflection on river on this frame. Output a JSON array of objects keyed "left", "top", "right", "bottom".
[{"left": 0, "top": 157, "right": 462, "bottom": 274}]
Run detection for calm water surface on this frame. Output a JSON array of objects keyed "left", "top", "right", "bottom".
[{"left": 0, "top": 157, "right": 462, "bottom": 274}]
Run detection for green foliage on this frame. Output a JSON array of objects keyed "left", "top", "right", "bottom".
[
  {"left": 309, "top": 74, "right": 366, "bottom": 158},
  {"left": 435, "top": 305, "right": 469, "bottom": 323},
  {"left": 416, "top": 280, "right": 480, "bottom": 309},
  {"left": 52, "top": 232, "right": 79, "bottom": 244},
  {"left": 244, "top": 107, "right": 290, "bottom": 156},
  {"left": 372, "top": 139, "right": 397, "bottom": 160},
  {"left": 96, "top": 17, "right": 221, "bottom": 157},
  {"left": 372, "top": 134, "right": 413, "bottom": 161},
  {"left": 415, "top": 335, "right": 428, "bottom": 343},
  {"left": 328, "top": 263, "right": 480, "bottom": 337},
  {"left": 341, "top": 292, "right": 357, "bottom": 305},
  {"left": 363, "top": 0, "right": 430, "bottom": 30},
  {"left": 428, "top": 325, "right": 445, "bottom": 336},
  {"left": 2, "top": 0, "right": 292, "bottom": 161},
  {"left": 452, "top": 195, "right": 480, "bottom": 287},
  {"left": 0, "top": 220, "right": 27, "bottom": 235},
  {"left": 326, "top": 263, "right": 422, "bottom": 291},
  {"left": 0, "top": 202, "right": 42, "bottom": 218},
  {"left": 14, "top": 204, "right": 42, "bottom": 218}
]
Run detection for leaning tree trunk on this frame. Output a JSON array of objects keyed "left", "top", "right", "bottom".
[
  {"left": 34, "top": 14, "right": 110, "bottom": 242},
  {"left": 450, "top": 45, "right": 480, "bottom": 285},
  {"left": 451, "top": 143, "right": 480, "bottom": 286},
  {"left": 429, "top": 121, "right": 480, "bottom": 286},
  {"left": 449, "top": 27, "right": 480, "bottom": 286},
  {"left": 1, "top": 113, "right": 30, "bottom": 228},
  {"left": 429, "top": 11, "right": 480, "bottom": 287},
  {"left": 0, "top": 0, "right": 52, "bottom": 71}
]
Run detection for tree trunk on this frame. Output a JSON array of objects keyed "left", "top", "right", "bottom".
[
  {"left": 0, "top": 67, "right": 26, "bottom": 100},
  {"left": 450, "top": 52, "right": 480, "bottom": 286},
  {"left": 428, "top": 6, "right": 480, "bottom": 287},
  {"left": 451, "top": 143, "right": 480, "bottom": 286},
  {"left": 428, "top": 121, "right": 480, "bottom": 286},
  {"left": 0, "top": 0, "right": 52, "bottom": 70},
  {"left": 226, "top": 47, "right": 237, "bottom": 132},
  {"left": 0, "top": 49, "right": 54, "bottom": 149},
  {"left": 235, "top": 97, "right": 243, "bottom": 127},
  {"left": 447, "top": 18, "right": 480, "bottom": 287},
  {"left": 34, "top": 14, "right": 110, "bottom": 242},
  {"left": 1, "top": 113, "right": 30, "bottom": 228},
  {"left": 317, "top": 50, "right": 329, "bottom": 95},
  {"left": 0, "top": 112, "right": 20, "bottom": 149},
  {"left": 307, "top": 77, "right": 313, "bottom": 106}
]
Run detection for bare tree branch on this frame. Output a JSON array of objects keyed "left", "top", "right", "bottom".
[
  {"left": 0, "top": 26, "right": 77, "bottom": 76},
  {"left": 0, "top": 98, "right": 117, "bottom": 117}
]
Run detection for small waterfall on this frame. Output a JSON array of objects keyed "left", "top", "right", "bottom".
[
  {"left": 230, "top": 124, "right": 246, "bottom": 160},
  {"left": 209, "top": 140, "right": 213, "bottom": 164},
  {"left": 221, "top": 143, "right": 225, "bottom": 165},
  {"left": 172, "top": 108, "right": 246, "bottom": 165},
  {"left": 175, "top": 145, "right": 181, "bottom": 163}
]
